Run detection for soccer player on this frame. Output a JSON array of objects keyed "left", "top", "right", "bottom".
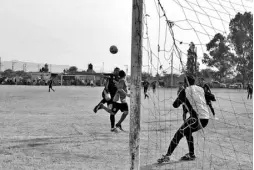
[
  {"left": 247, "top": 83, "right": 252, "bottom": 99},
  {"left": 113, "top": 70, "right": 128, "bottom": 103},
  {"left": 198, "top": 78, "right": 216, "bottom": 117},
  {"left": 143, "top": 79, "right": 149, "bottom": 99},
  {"left": 93, "top": 67, "right": 120, "bottom": 132},
  {"left": 157, "top": 75, "right": 209, "bottom": 163},
  {"left": 99, "top": 70, "right": 130, "bottom": 131},
  {"left": 152, "top": 81, "right": 156, "bottom": 93},
  {"left": 48, "top": 78, "right": 55, "bottom": 92}
]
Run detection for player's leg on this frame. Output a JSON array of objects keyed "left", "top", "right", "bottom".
[
  {"left": 115, "top": 103, "right": 128, "bottom": 131},
  {"left": 157, "top": 117, "right": 205, "bottom": 163},
  {"left": 157, "top": 118, "right": 194, "bottom": 163},
  {"left": 110, "top": 114, "right": 117, "bottom": 132},
  {"left": 97, "top": 103, "right": 115, "bottom": 115},
  {"left": 93, "top": 91, "right": 108, "bottom": 113},
  {"left": 208, "top": 102, "right": 215, "bottom": 116},
  {"left": 182, "top": 118, "right": 209, "bottom": 160},
  {"left": 144, "top": 87, "right": 149, "bottom": 99}
]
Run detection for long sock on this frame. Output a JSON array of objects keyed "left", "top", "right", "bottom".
[
  {"left": 116, "top": 113, "right": 128, "bottom": 125},
  {"left": 186, "top": 135, "right": 194, "bottom": 155},
  {"left": 110, "top": 115, "right": 115, "bottom": 128},
  {"left": 210, "top": 106, "right": 215, "bottom": 116}
]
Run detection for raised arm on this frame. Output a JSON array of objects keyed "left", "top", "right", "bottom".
[{"left": 173, "top": 89, "right": 185, "bottom": 108}]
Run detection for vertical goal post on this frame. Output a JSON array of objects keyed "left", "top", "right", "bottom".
[{"left": 129, "top": 0, "right": 143, "bottom": 170}]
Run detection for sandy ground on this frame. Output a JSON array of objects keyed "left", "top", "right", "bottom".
[{"left": 0, "top": 85, "right": 252, "bottom": 170}]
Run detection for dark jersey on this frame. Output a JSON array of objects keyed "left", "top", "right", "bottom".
[
  {"left": 247, "top": 84, "right": 253, "bottom": 93},
  {"left": 152, "top": 83, "right": 156, "bottom": 89},
  {"left": 106, "top": 75, "right": 119, "bottom": 98},
  {"left": 203, "top": 83, "right": 211, "bottom": 93},
  {"left": 143, "top": 81, "right": 149, "bottom": 88},
  {"left": 48, "top": 80, "right": 53, "bottom": 87}
]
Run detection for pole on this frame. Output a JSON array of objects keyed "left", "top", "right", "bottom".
[
  {"left": 130, "top": 0, "right": 143, "bottom": 170},
  {"left": 0, "top": 57, "right": 1, "bottom": 72},
  {"left": 171, "top": 52, "right": 173, "bottom": 87},
  {"left": 124, "top": 65, "right": 128, "bottom": 75},
  {"left": 195, "top": 47, "right": 197, "bottom": 76}
]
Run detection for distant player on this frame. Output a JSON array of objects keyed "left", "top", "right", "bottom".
[
  {"left": 198, "top": 78, "right": 216, "bottom": 117},
  {"left": 247, "top": 83, "right": 252, "bottom": 99},
  {"left": 90, "top": 79, "right": 94, "bottom": 87},
  {"left": 152, "top": 81, "right": 156, "bottom": 93},
  {"left": 143, "top": 79, "right": 149, "bottom": 99},
  {"left": 48, "top": 78, "right": 55, "bottom": 92},
  {"left": 157, "top": 75, "right": 209, "bottom": 163},
  {"left": 93, "top": 67, "right": 120, "bottom": 132}
]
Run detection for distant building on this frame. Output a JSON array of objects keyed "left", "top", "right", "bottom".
[
  {"left": 60, "top": 72, "right": 105, "bottom": 86},
  {"left": 29, "top": 72, "right": 51, "bottom": 82}
]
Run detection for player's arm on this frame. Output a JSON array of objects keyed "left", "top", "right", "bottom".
[
  {"left": 205, "top": 84, "right": 211, "bottom": 93},
  {"left": 173, "top": 89, "right": 185, "bottom": 108},
  {"left": 104, "top": 79, "right": 109, "bottom": 92}
]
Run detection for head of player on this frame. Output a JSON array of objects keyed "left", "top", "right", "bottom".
[
  {"left": 113, "top": 67, "right": 120, "bottom": 77},
  {"left": 118, "top": 70, "right": 126, "bottom": 80},
  {"left": 184, "top": 75, "right": 196, "bottom": 87},
  {"left": 197, "top": 77, "right": 205, "bottom": 87}
]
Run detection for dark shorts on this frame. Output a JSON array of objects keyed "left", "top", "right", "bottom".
[
  {"left": 144, "top": 87, "right": 148, "bottom": 93},
  {"left": 49, "top": 85, "right": 52, "bottom": 88},
  {"left": 179, "top": 117, "right": 209, "bottom": 134},
  {"left": 107, "top": 101, "right": 128, "bottom": 114}
]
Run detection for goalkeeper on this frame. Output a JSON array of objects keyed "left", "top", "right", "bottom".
[{"left": 157, "top": 75, "right": 209, "bottom": 163}]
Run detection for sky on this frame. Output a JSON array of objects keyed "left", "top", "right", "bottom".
[{"left": 0, "top": 0, "right": 252, "bottom": 74}]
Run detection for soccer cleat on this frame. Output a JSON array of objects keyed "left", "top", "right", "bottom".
[
  {"left": 110, "top": 128, "right": 118, "bottom": 132},
  {"left": 157, "top": 155, "right": 170, "bottom": 164},
  {"left": 93, "top": 103, "right": 102, "bottom": 113},
  {"left": 116, "top": 124, "right": 124, "bottom": 131},
  {"left": 181, "top": 153, "right": 196, "bottom": 161}
]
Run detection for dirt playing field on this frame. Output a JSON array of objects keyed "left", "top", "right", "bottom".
[{"left": 0, "top": 85, "right": 252, "bottom": 170}]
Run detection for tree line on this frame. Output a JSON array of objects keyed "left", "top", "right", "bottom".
[{"left": 191, "top": 12, "right": 252, "bottom": 85}]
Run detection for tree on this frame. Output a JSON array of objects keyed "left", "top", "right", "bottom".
[
  {"left": 186, "top": 42, "right": 199, "bottom": 76},
  {"left": 2, "top": 69, "right": 14, "bottom": 77},
  {"left": 68, "top": 66, "right": 78, "bottom": 74},
  {"left": 202, "top": 33, "right": 236, "bottom": 81},
  {"left": 39, "top": 64, "right": 49, "bottom": 73},
  {"left": 141, "top": 72, "right": 152, "bottom": 81},
  {"left": 228, "top": 12, "right": 253, "bottom": 84},
  {"left": 199, "top": 68, "right": 214, "bottom": 79}
]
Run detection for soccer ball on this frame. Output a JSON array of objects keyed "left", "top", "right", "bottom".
[{"left": 110, "top": 45, "right": 118, "bottom": 54}]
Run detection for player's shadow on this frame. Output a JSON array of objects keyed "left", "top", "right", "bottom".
[
  {"left": 7, "top": 136, "right": 71, "bottom": 149},
  {"left": 140, "top": 163, "right": 173, "bottom": 170},
  {"left": 140, "top": 160, "right": 184, "bottom": 170}
]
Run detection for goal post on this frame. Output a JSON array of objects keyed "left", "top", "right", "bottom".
[{"left": 129, "top": 0, "right": 143, "bottom": 170}]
